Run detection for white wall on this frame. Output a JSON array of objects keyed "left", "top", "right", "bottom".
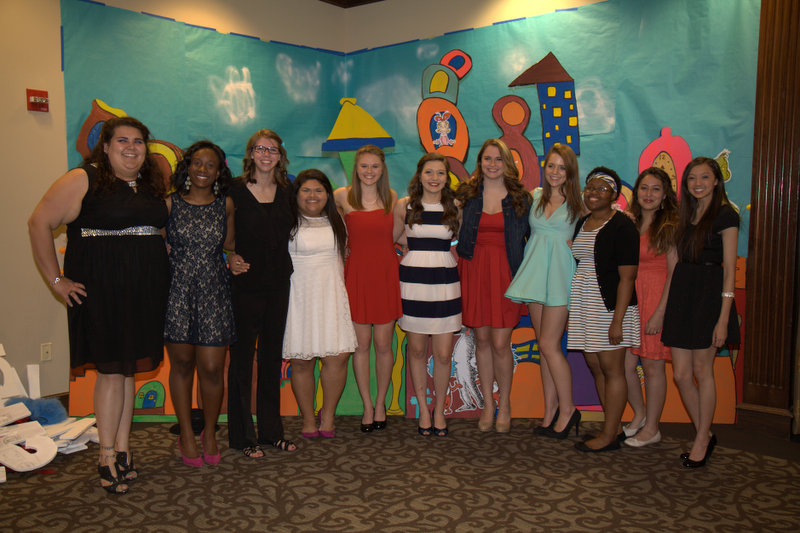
[{"left": 0, "top": 0, "right": 602, "bottom": 396}]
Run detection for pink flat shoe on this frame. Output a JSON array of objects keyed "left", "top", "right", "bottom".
[
  {"left": 302, "top": 430, "right": 320, "bottom": 438},
  {"left": 177, "top": 437, "right": 202, "bottom": 467},
  {"left": 319, "top": 428, "right": 336, "bottom": 438}
]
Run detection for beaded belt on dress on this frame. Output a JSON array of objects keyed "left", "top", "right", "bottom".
[{"left": 80, "top": 226, "right": 161, "bottom": 237}]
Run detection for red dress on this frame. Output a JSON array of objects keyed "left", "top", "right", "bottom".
[
  {"left": 458, "top": 212, "right": 524, "bottom": 328},
  {"left": 344, "top": 209, "right": 402, "bottom": 325},
  {"left": 630, "top": 233, "right": 671, "bottom": 360}
]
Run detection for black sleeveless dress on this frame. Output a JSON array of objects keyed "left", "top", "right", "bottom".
[{"left": 64, "top": 165, "right": 169, "bottom": 376}]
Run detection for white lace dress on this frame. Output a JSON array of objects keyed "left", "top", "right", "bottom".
[{"left": 282, "top": 215, "right": 357, "bottom": 359}]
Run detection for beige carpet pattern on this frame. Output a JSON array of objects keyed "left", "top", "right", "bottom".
[{"left": 2, "top": 417, "right": 799, "bottom": 532}]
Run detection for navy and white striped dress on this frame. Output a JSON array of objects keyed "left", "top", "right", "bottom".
[
  {"left": 398, "top": 203, "right": 462, "bottom": 334},
  {"left": 567, "top": 220, "right": 640, "bottom": 352}
]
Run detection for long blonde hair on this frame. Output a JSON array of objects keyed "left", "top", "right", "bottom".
[{"left": 347, "top": 144, "right": 392, "bottom": 213}]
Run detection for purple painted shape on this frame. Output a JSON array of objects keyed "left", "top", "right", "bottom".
[{"left": 568, "top": 351, "right": 600, "bottom": 406}]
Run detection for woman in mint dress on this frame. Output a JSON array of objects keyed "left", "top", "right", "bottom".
[{"left": 506, "top": 144, "right": 584, "bottom": 438}]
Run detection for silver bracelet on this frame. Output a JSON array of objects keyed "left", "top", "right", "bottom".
[
  {"left": 721, "top": 291, "right": 734, "bottom": 298},
  {"left": 50, "top": 276, "right": 61, "bottom": 286}
]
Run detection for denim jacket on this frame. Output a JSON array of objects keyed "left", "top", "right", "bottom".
[{"left": 456, "top": 191, "right": 531, "bottom": 275}]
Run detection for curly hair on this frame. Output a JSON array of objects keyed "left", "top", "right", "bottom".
[
  {"left": 348, "top": 144, "right": 392, "bottom": 214},
  {"left": 241, "top": 129, "right": 290, "bottom": 188},
  {"left": 84, "top": 116, "right": 164, "bottom": 197},
  {"left": 169, "top": 141, "right": 233, "bottom": 197},
  {"left": 676, "top": 157, "right": 736, "bottom": 261},
  {"left": 290, "top": 169, "right": 348, "bottom": 262},
  {"left": 457, "top": 139, "right": 531, "bottom": 218},
  {"left": 629, "top": 167, "right": 678, "bottom": 255},
  {"left": 536, "top": 143, "right": 582, "bottom": 223},
  {"left": 406, "top": 153, "right": 459, "bottom": 235}
]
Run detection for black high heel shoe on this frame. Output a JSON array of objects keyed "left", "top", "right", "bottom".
[
  {"left": 115, "top": 451, "right": 138, "bottom": 482},
  {"left": 533, "top": 408, "right": 559, "bottom": 436},
  {"left": 682, "top": 434, "right": 717, "bottom": 468},
  {"left": 98, "top": 464, "right": 128, "bottom": 495},
  {"left": 543, "top": 408, "right": 581, "bottom": 440}
]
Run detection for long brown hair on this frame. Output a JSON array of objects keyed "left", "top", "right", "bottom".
[
  {"left": 676, "top": 157, "right": 736, "bottom": 261},
  {"left": 347, "top": 144, "right": 392, "bottom": 214},
  {"left": 290, "top": 169, "right": 348, "bottom": 262},
  {"left": 406, "top": 153, "right": 459, "bottom": 235},
  {"left": 630, "top": 167, "right": 678, "bottom": 255},
  {"left": 457, "top": 138, "right": 531, "bottom": 217},
  {"left": 84, "top": 116, "right": 164, "bottom": 197},
  {"left": 241, "top": 129, "right": 290, "bottom": 187},
  {"left": 536, "top": 143, "right": 582, "bottom": 223}
]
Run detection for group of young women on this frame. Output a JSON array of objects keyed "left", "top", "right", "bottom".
[{"left": 28, "top": 117, "right": 738, "bottom": 494}]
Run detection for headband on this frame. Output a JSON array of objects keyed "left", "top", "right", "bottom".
[{"left": 587, "top": 172, "right": 618, "bottom": 193}]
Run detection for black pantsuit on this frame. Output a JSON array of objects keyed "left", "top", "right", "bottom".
[{"left": 227, "top": 178, "right": 294, "bottom": 450}]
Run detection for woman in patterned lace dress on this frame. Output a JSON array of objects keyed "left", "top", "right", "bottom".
[{"left": 164, "top": 141, "right": 235, "bottom": 467}]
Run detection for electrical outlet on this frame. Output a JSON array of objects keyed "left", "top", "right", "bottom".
[{"left": 40, "top": 342, "right": 52, "bottom": 362}]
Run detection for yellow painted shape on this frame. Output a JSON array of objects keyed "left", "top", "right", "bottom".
[
  {"left": 96, "top": 99, "right": 127, "bottom": 117},
  {"left": 545, "top": 131, "right": 551, "bottom": 138},
  {"left": 325, "top": 97, "right": 392, "bottom": 141},
  {"left": 148, "top": 141, "right": 180, "bottom": 174},
  {"left": 569, "top": 116, "right": 577, "bottom": 126},
  {"left": 553, "top": 107, "right": 562, "bottom": 118},
  {"left": 564, "top": 90, "right": 572, "bottom": 99},
  {"left": 386, "top": 324, "right": 406, "bottom": 415},
  {"left": 430, "top": 70, "right": 450, "bottom": 93},
  {"left": 547, "top": 86, "right": 556, "bottom": 97},
  {"left": 566, "top": 135, "right": 572, "bottom": 143}
]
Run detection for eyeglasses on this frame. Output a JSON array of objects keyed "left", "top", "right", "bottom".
[
  {"left": 252, "top": 146, "right": 280, "bottom": 155},
  {"left": 584, "top": 185, "right": 613, "bottom": 194}
]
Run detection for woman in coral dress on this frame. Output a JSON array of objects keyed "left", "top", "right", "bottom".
[
  {"left": 622, "top": 167, "right": 678, "bottom": 449},
  {"left": 333, "top": 145, "right": 402, "bottom": 432}
]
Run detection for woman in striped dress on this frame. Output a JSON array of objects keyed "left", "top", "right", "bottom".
[
  {"left": 567, "top": 167, "right": 640, "bottom": 452},
  {"left": 394, "top": 153, "right": 461, "bottom": 436}
]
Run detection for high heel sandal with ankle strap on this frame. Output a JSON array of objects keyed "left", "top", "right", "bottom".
[
  {"left": 98, "top": 463, "right": 129, "bottom": 495},
  {"left": 115, "top": 451, "right": 138, "bottom": 482}
]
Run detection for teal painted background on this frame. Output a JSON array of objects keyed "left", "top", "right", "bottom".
[{"left": 61, "top": 0, "right": 758, "bottom": 418}]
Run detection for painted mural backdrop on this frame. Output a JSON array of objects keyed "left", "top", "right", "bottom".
[{"left": 62, "top": 0, "right": 757, "bottom": 423}]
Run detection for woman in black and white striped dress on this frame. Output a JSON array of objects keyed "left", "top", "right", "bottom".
[
  {"left": 394, "top": 153, "right": 461, "bottom": 436},
  {"left": 567, "top": 167, "right": 640, "bottom": 452}
]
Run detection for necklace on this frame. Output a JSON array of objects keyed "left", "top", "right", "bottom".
[{"left": 126, "top": 179, "right": 138, "bottom": 193}]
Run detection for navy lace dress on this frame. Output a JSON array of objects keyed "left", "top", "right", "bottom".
[{"left": 164, "top": 193, "right": 235, "bottom": 346}]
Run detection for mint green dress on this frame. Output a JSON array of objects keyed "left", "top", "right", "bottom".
[{"left": 505, "top": 188, "right": 577, "bottom": 307}]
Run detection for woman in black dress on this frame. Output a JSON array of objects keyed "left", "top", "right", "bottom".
[
  {"left": 29, "top": 117, "right": 169, "bottom": 494},
  {"left": 226, "top": 129, "right": 296, "bottom": 456},
  {"left": 662, "top": 157, "right": 739, "bottom": 468}
]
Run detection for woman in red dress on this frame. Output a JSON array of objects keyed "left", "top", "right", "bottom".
[
  {"left": 333, "top": 145, "right": 402, "bottom": 432},
  {"left": 455, "top": 139, "right": 531, "bottom": 433}
]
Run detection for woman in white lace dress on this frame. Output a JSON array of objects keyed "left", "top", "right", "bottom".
[{"left": 283, "top": 169, "right": 357, "bottom": 439}]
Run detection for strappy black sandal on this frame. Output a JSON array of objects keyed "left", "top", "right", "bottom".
[
  {"left": 98, "top": 464, "right": 129, "bottom": 495},
  {"left": 266, "top": 439, "right": 297, "bottom": 452},
  {"left": 242, "top": 445, "right": 265, "bottom": 458},
  {"left": 115, "top": 451, "right": 138, "bottom": 482}
]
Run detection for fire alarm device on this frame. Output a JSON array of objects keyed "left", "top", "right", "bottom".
[{"left": 27, "top": 89, "right": 49, "bottom": 112}]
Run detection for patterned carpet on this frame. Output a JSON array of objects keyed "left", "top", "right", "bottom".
[{"left": 2, "top": 417, "right": 799, "bottom": 533}]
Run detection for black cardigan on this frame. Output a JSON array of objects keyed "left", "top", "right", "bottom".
[{"left": 572, "top": 211, "right": 639, "bottom": 311}]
